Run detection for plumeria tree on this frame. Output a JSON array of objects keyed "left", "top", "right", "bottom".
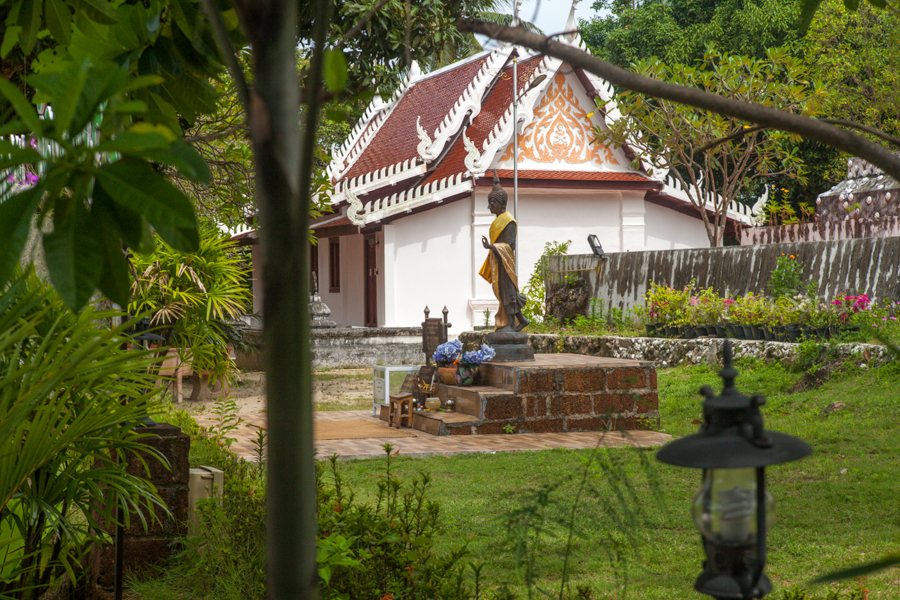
[{"left": 595, "top": 47, "right": 823, "bottom": 246}]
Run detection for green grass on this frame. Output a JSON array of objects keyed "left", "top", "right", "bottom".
[
  {"left": 313, "top": 396, "right": 373, "bottom": 411},
  {"left": 132, "top": 359, "right": 900, "bottom": 599},
  {"left": 329, "top": 359, "right": 900, "bottom": 599}
]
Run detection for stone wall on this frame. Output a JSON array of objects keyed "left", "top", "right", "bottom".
[
  {"left": 88, "top": 423, "right": 190, "bottom": 600},
  {"left": 741, "top": 217, "right": 900, "bottom": 245},
  {"left": 236, "top": 327, "right": 426, "bottom": 371},
  {"left": 546, "top": 237, "right": 900, "bottom": 315},
  {"left": 459, "top": 331, "right": 893, "bottom": 369}
]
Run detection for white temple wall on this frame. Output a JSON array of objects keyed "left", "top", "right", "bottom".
[
  {"left": 644, "top": 201, "right": 710, "bottom": 249},
  {"left": 383, "top": 198, "right": 474, "bottom": 330},
  {"left": 319, "top": 233, "right": 366, "bottom": 327}
]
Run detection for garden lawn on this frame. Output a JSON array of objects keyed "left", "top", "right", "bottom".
[
  {"left": 330, "top": 358, "right": 900, "bottom": 599},
  {"left": 131, "top": 359, "right": 900, "bottom": 599}
]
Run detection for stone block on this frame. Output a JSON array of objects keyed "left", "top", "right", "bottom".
[
  {"left": 616, "top": 415, "right": 659, "bottom": 430},
  {"left": 448, "top": 425, "right": 473, "bottom": 435},
  {"left": 636, "top": 392, "right": 659, "bottom": 411},
  {"left": 550, "top": 394, "right": 592, "bottom": 416},
  {"left": 594, "top": 393, "right": 638, "bottom": 414},
  {"left": 124, "top": 485, "right": 189, "bottom": 537},
  {"left": 126, "top": 428, "right": 190, "bottom": 485},
  {"left": 566, "top": 416, "right": 605, "bottom": 432},
  {"left": 563, "top": 369, "right": 605, "bottom": 392},
  {"left": 521, "top": 418, "right": 564, "bottom": 433},
  {"left": 476, "top": 421, "right": 518, "bottom": 435},
  {"left": 413, "top": 413, "right": 441, "bottom": 435},
  {"left": 525, "top": 396, "right": 548, "bottom": 417},
  {"left": 483, "top": 396, "right": 522, "bottom": 421},
  {"left": 517, "top": 370, "right": 556, "bottom": 394},
  {"left": 607, "top": 368, "right": 646, "bottom": 390},
  {"left": 648, "top": 368, "right": 658, "bottom": 389}
]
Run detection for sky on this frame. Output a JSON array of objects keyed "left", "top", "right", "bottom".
[
  {"left": 478, "top": 0, "right": 603, "bottom": 51},
  {"left": 521, "top": 0, "right": 599, "bottom": 35}
]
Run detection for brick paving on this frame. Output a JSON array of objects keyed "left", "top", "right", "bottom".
[{"left": 195, "top": 409, "right": 672, "bottom": 462}]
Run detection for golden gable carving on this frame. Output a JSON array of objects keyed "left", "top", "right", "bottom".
[{"left": 500, "top": 73, "right": 617, "bottom": 166}]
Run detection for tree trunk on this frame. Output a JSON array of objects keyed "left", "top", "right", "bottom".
[{"left": 232, "top": 0, "right": 322, "bottom": 598}]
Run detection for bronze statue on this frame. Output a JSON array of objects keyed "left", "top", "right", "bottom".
[{"left": 479, "top": 171, "right": 530, "bottom": 332}]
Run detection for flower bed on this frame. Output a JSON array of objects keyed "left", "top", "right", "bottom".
[{"left": 637, "top": 281, "right": 900, "bottom": 343}]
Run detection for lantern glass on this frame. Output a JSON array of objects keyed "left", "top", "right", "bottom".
[{"left": 691, "top": 468, "right": 774, "bottom": 544}]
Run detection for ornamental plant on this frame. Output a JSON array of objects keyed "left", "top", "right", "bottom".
[
  {"left": 0, "top": 270, "right": 167, "bottom": 597},
  {"left": 769, "top": 254, "right": 807, "bottom": 299},
  {"left": 129, "top": 227, "right": 253, "bottom": 388},
  {"left": 432, "top": 340, "right": 462, "bottom": 366},
  {"left": 830, "top": 294, "right": 871, "bottom": 324},
  {"left": 645, "top": 281, "right": 693, "bottom": 325},
  {"left": 461, "top": 344, "right": 495, "bottom": 365}
]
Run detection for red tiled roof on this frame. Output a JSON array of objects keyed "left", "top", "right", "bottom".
[
  {"left": 340, "top": 56, "right": 489, "bottom": 182},
  {"left": 422, "top": 56, "right": 543, "bottom": 186},
  {"left": 481, "top": 170, "right": 653, "bottom": 182},
  {"left": 311, "top": 215, "right": 351, "bottom": 229}
]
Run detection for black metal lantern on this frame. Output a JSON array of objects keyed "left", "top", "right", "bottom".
[{"left": 656, "top": 341, "right": 812, "bottom": 600}]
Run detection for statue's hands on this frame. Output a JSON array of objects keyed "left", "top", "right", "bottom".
[{"left": 481, "top": 236, "right": 491, "bottom": 250}]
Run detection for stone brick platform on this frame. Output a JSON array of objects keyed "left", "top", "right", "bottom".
[{"left": 379, "top": 354, "right": 658, "bottom": 436}]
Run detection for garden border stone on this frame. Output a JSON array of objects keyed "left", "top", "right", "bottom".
[{"left": 459, "top": 331, "right": 893, "bottom": 369}]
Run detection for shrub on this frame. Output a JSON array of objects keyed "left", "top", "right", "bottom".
[
  {"left": 0, "top": 271, "right": 167, "bottom": 598},
  {"left": 522, "top": 240, "right": 571, "bottom": 323},
  {"left": 156, "top": 443, "right": 476, "bottom": 600}
]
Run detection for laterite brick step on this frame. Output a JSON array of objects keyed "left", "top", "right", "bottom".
[{"left": 379, "top": 354, "right": 659, "bottom": 437}]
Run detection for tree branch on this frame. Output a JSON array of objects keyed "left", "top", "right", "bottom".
[
  {"left": 698, "top": 120, "right": 900, "bottom": 153},
  {"left": 200, "top": 0, "right": 251, "bottom": 112},
  {"left": 184, "top": 123, "right": 247, "bottom": 144},
  {"left": 457, "top": 18, "right": 900, "bottom": 180},
  {"left": 333, "top": 0, "right": 391, "bottom": 53}
]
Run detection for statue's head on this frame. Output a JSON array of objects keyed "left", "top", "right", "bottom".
[{"left": 487, "top": 170, "right": 508, "bottom": 212}]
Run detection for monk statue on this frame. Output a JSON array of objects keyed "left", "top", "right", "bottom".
[{"left": 479, "top": 171, "right": 530, "bottom": 332}]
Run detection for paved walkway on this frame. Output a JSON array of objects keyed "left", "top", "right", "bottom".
[{"left": 195, "top": 410, "right": 673, "bottom": 461}]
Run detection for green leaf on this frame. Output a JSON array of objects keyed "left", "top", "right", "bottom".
[
  {"left": 0, "top": 184, "right": 44, "bottom": 287},
  {"left": 811, "top": 554, "right": 900, "bottom": 583},
  {"left": 96, "top": 131, "right": 172, "bottom": 153},
  {"left": 866, "top": 0, "right": 887, "bottom": 6},
  {"left": 17, "top": 0, "right": 44, "bottom": 55},
  {"left": 138, "top": 142, "right": 211, "bottom": 184},
  {"left": 0, "top": 76, "right": 42, "bottom": 133},
  {"left": 0, "top": 142, "right": 41, "bottom": 170},
  {"left": 93, "top": 185, "right": 154, "bottom": 254},
  {"left": 44, "top": 0, "right": 72, "bottom": 45},
  {"left": 1, "top": 26, "right": 22, "bottom": 59},
  {"left": 843, "top": 0, "right": 860, "bottom": 10},
  {"left": 95, "top": 211, "right": 131, "bottom": 307},
  {"left": 69, "top": 0, "right": 119, "bottom": 25},
  {"left": 95, "top": 158, "right": 198, "bottom": 252},
  {"left": 43, "top": 201, "right": 104, "bottom": 312},
  {"left": 135, "top": 90, "right": 181, "bottom": 133},
  {"left": 324, "top": 49, "right": 348, "bottom": 94},
  {"left": 29, "top": 62, "right": 90, "bottom": 138}
]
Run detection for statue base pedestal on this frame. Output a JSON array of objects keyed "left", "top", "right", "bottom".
[{"left": 485, "top": 331, "right": 534, "bottom": 362}]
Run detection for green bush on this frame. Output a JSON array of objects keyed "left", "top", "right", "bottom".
[
  {"left": 143, "top": 443, "right": 481, "bottom": 600},
  {"left": 522, "top": 240, "right": 571, "bottom": 323},
  {"left": 0, "top": 271, "right": 167, "bottom": 598}
]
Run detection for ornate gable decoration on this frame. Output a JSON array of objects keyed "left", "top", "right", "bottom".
[{"left": 499, "top": 73, "right": 617, "bottom": 166}]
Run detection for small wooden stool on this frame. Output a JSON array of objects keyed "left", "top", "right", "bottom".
[{"left": 388, "top": 392, "right": 414, "bottom": 429}]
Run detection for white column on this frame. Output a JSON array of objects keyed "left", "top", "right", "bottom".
[{"left": 620, "top": 191, "right": 646, "bottom": 251}]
